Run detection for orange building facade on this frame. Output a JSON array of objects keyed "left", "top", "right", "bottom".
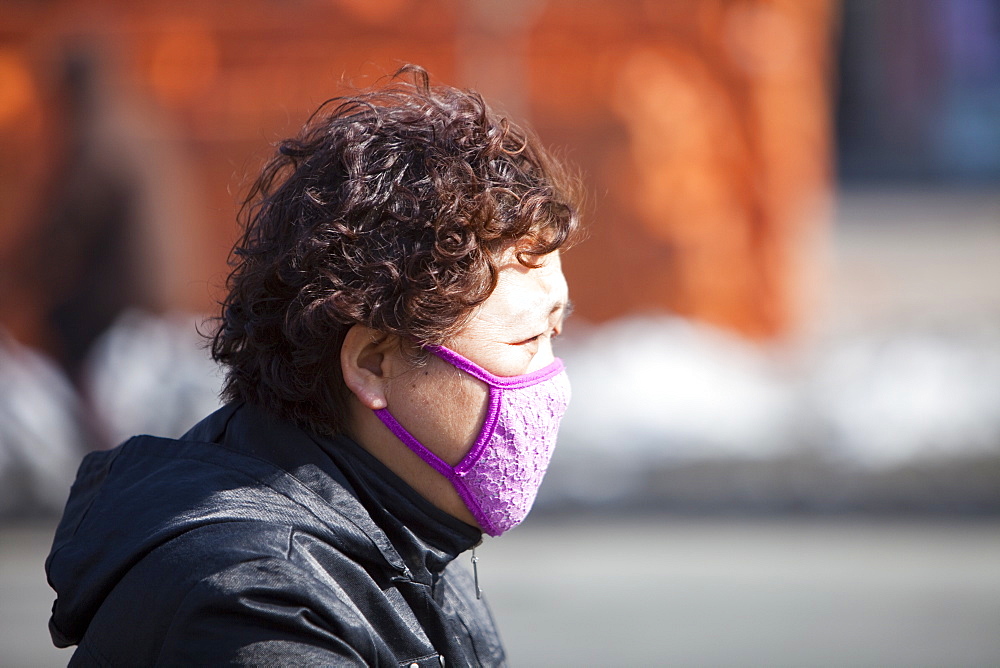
[{"left": 0, "top": 0, "right": 835, "bottom": 358}]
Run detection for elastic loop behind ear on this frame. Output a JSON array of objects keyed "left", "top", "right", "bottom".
[{"left": 374, "top": 408, "right": 456, "bottom": 480}]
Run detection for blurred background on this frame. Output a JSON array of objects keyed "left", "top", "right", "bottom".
[{"left": 1, "top": 0, "right": 999, "bottom": 665}]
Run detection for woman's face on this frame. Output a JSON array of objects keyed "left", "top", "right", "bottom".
[{"left": 384, "top": 250, "right": 571, "bottom": 468}]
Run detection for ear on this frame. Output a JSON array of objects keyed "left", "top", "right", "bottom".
[{"left": 340, "top": 325, "right": 399, "bottom": 411}]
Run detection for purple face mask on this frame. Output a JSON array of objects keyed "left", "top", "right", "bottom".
[{"left": 374, "top": 345, "right": 570, "bottom": 537}]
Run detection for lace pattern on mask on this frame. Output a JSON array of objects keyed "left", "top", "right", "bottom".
[{"left": 458, "top": 370, "right": 571, "bottom": 535}]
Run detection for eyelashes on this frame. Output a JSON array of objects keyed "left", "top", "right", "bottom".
[
  {"left": 514, "top": 326, "right": 561, "bottom": 347},
  {"left": 512, "top": 333, "right": 542, "bottom": 346},
  {"left": 511, "top": 299, "right": 573, "bottom": 347}
]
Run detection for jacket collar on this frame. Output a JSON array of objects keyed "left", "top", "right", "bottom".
[
  {"left": 221, "top": 403, "right": 483, "bottom": 583},
  {"left": 320, "top": 432, "right": 483, "bottom": 579}
]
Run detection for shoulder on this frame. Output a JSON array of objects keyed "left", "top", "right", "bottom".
[
  {"left": 154, "top": 547, "right": 375, "bottom": 665},
  {"left": 78, "top": 520, "right": 401, "bottom": 666}
]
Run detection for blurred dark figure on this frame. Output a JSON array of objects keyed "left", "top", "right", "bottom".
[{"left": 18, "top": 47, "right": 158, "bottom": 385}]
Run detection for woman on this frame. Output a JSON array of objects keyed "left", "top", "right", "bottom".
[{"left": 46, "top": 67, "right": 580, "bottom": 666}]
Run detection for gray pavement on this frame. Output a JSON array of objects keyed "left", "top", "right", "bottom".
[
  {"left": 485, "top": 516, "right": 1000, "bottom": 667},
  {"left": 3, "top": 516, "right": 999, "bottom": 667}
]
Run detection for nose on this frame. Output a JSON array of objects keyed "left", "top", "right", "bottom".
[{"left": 526, "top": 336, "right": 556, "bottom": 373}]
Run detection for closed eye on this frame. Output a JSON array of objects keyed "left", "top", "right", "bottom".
[
  {"left": 514, "top": 333, "right": 545, "bottom": 346},
  {"left": 511, "top": 299, "right": 572, "bottom": 346},
  {"left": 514, "top": 325, "right": 563, "bottom": 346}
]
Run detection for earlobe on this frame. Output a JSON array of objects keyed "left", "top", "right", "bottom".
[{"left": 341, "top": 325, "right": 395, "bottom": 411}]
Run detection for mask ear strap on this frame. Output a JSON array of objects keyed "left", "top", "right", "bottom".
[
  {"left": 427, "top": 344, "right": 565, "bottom": 388},
  {"left": 452, "top": 387, "right": 502, "bottom": 474},
  {"left": 374, "top": 404, "right": 501, "bottom": 536},
  {"left": 373, "top": 408, "right": 455, "bottom": 479}
]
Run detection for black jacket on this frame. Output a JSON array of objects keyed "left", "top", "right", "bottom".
[{"left": 46, "top": 403, "right": 506, "bottom": 666}]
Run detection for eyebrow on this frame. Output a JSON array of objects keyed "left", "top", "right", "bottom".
[
  {"left": 521, "top": 298, "right": 573, "bottom": 325},
  {"left": 507, "top": 297, "right": 573, "bottom": 334},
  {"left": 555, "top": 299, "right": 574, "bottom": 322}
]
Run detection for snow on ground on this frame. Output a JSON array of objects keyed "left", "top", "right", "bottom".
[
  {"left": 557, "top": 315, "right": 1000, "bottom": 468},
  {"left": 83, "top": 310, "right": 224, "bottom": 446},
  {"left": 0, "top": 334, "right": 86, "bottom": 514}
]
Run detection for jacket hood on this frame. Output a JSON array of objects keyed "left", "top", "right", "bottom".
[{"left": 45, "top": 403, "right": 481, "bottom": 648}]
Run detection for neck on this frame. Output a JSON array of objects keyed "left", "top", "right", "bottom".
[{"left": 346, "top": 397, "right": 480, "bottom": 529}]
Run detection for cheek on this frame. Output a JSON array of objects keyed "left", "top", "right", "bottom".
[{"left": 386, "top": 364, "right": 490, "bottom": 467}]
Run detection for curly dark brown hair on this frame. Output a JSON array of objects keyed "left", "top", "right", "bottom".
[{"left": 210, "top": 67, "right": 581, "bottom": 436}]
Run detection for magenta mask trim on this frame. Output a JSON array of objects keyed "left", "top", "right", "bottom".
[{"left": 374, "top": 345, "right": 570, "bottom": 536}]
